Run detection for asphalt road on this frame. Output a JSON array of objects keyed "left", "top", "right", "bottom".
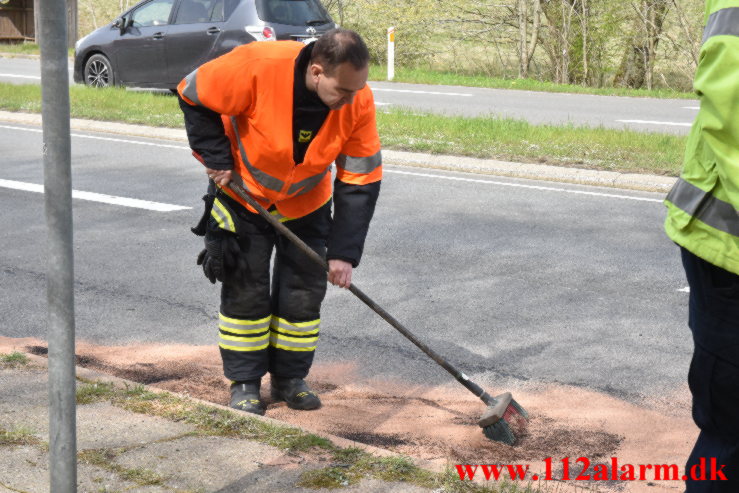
[
  {"left": 0, "top": 56, "right": 698, "bottom": 135},
  {"left": 0, "top": 123, "right": 691, "bottom": 404}
]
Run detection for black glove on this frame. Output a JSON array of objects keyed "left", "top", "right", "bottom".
[{"left": 196, "top": 230, "right": 246, "bottom": 284}]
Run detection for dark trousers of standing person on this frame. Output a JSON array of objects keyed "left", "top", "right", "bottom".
[
  {"left": 218, "top": 196, "right": 331, "bottom": 382},
  {"left": 681, "top": 247, "right": 739, "bottom": 492}
]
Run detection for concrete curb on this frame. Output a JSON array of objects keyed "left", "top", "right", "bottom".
[
  {"left": 19, "top": 351, "right": 439, "bottom": 469},
  {"left": 0, "top": 110, "right": 676, "bottom": 194}
]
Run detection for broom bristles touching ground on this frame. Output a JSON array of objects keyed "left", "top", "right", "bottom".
[{"left": 479, "top": 395, "right": 529, "bottom": 446}]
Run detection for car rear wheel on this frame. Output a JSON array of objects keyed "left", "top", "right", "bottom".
[{"left": 84, "top": 54, "right": 115, "bottom": 87}]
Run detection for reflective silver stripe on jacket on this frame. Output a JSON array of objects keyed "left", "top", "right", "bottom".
[
  {"left": 667, "top": 178, "right": 739, "bottom": 237},
  {"left": 230, "top": 117, "right": 285, "bottom": 193},
  {"left": 703, "top": 7, "right": 739, "bottom": 44},
  {"left": 181, "top": 70, "right": 201, "bottom": 105},
  {"left": 287, "top": 165, "right": 332, "bottom": 196},
  {"left": 336, "top": 151, "right": 382, "bottom": 174}
]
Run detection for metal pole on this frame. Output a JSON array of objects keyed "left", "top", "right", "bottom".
[{"left": 39, "top": 0, "right": 77, "bottom": 491}]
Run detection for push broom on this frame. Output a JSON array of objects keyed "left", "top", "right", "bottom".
[{"left": 211, "top": 174, "right": 529, "bottom": 445}]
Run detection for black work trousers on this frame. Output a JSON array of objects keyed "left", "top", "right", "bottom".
[
  {"left": 680, "top": 247, "right": 739, "bottom": 492},
  {"left": 218, "top": 197, "right": 331, "bottom": 383}
]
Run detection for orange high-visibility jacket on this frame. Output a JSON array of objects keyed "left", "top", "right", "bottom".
[{"left": 178, "top": 41, "right": 382, "bottom": 219}]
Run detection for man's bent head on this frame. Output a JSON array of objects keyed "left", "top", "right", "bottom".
[{"left": 308, "top": 29, "right": 370, "bottom": 110}]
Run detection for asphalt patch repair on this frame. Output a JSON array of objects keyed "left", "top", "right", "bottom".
[{"left": 2, "top": 338, "right": 697, "bottom": 491}]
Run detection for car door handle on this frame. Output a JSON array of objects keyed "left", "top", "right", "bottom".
[
  {"left": 207, "top": 27, "right": 221, "bottom": 35},
  {"left": 153, "top": 32, "right": 165, "bottom": 39}
]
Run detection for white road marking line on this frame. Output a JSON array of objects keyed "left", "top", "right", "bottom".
[
  {"left": 616, "top": 119, "right": 692, "bottom": 127},
  {"left": 372, "top": 88, "right": 473, "bottom": 97},
  {"left": 0, "top": 123, "right": 663, "bottom": 203},
  {"left": 0, "top": 179, "right": 191, "bottom": 212},
  {"left": 0, "top": 73, "right": 42, "bottom": 80},
  {"left": 0, "top": 125, "right": 190, "bottom": 150},
  {"left": 678, "top": 287, "right": 690, "bottom": 293},
  {"left": 384, "top": 169, "right": 665, "bottom": 203},
  {"left": 682, "top": 106, "right": 700, "bottom": 110},
  {"left": 375, "top": 102, "right": 392, "bottom": 106}
]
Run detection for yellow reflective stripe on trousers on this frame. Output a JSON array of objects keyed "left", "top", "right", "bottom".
[
  {"left": 218, "top": 331, "right": 269, "bottom": 352},
  {"left": 270, "top": 316, "right": 320, "bottom": 336},
  {"left": 219, "top": 313, "right": 271, "bottom": 334},
  {"left": 211, "top": 198, "right": 236, "bottom": 232},
  {"left": 269, "top": 333, "right": 318, "bottom": 351}
]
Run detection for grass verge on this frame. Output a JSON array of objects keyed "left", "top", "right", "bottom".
[
  {"left": 0, "top": 352, "right": 29, "bottom": 367},
  {"left": 0, "top": 43, "right": 73, "bottom": 57},
  {"left": 0, "top": 426, "right": 41, "bottom": 447},
  {"left": 298, "top": 447, "right": 551, "bottom": 492},
  {"left": 76, "top": 379, "right": 332, "bottom": 452},
  {"left": 75, "top": 380, "right": 555, "bottom": 492},
  {"left": 78, "top": 449, "right": 168, "bottom": 487},
  {"left": 0, "top": 82, "right": 685, "bottom": 176},
  {"left": 368, "top": 65, "right": 694, "bottom": 100}
]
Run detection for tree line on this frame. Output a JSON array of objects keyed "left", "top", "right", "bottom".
[
  {"left": 77, "top": 0, "right": 704, "bottom": 92},
  {"left": 324, "top": 0, "right": 703, "bottom": 91}
]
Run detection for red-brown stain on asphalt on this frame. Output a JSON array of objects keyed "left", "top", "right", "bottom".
[{"left": 1, "top": 337, "right": 696, "bottom": 492}]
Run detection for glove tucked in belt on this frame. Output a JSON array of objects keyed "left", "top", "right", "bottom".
[{"left": 192, "top": 192, "right": 246, "bottom": 284}]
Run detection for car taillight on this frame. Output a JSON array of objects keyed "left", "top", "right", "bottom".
[{"left": 245, "top": 25, "right": 277, "bottom": 41}]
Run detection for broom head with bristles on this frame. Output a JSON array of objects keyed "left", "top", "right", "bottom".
[{"left": 477, "top": 392, "right": 529, "bottom": 445}]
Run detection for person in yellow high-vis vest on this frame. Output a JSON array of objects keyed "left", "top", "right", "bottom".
[
  {"left": 664, "top": 2, "right": 739, "bottom": 490},
  {"left": 178, "top": 29, "right": 382, "bottom": 416}
]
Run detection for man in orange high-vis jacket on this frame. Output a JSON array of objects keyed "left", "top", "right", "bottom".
[{"left": 177, "top": 29, "right": 382, "bottom": 415}]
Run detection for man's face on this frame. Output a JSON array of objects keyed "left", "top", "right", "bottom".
[{"left": 310, "top": 61, "right": 368, "bottom": 110}]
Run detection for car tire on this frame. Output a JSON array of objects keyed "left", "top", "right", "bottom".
[{"left": 83, "top": 54, "right": 115, "bottom": 88}]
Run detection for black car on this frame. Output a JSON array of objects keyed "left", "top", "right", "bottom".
[{"left": 73, "top": 0, "right": 334, "bottom": 89}]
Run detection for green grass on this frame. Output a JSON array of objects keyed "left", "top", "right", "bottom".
[
  {"left": 0, "top": 426, "right": 41, "bottom": 446},
  {"left": 0, "top": 42, "right": 74, "bottom": 57},
  {"left": 298, "top": 447, "right": 549, "bottom": 492},
  {"left": 77, "top": 381, "right": 117, "bottom": 404},
  {"left": 0, "top": 83, "right": 182, "bottom": 127},
  {"left": 377, "top": 108, "right": 684, "bottom": 176},
  {"left": 0, "top": 82, "right": 685, "bottom": 176},
  {"left": 78, "top": 379, "right": 554, "bottom": 492},
  {"left": 0, "top": 352, "right": 29, "bottom": 366},
  {"left": 76, "top": 377, "right": 333, "bottom": 452},
  {"left": 79, "top": 449, "right": 168, "bottom": 486},
  {"left": 369, "top": 65, "right": 695, "bottom": 100}
]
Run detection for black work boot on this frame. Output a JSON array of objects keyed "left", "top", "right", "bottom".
[
  {"left": 270, "top": 377, "right": 321, "bottom": 410},
  {"left": 229, "top": 381, "right": 265, "bottom": 416}
]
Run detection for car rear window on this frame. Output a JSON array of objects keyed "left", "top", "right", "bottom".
[
  {"left": 255, "top": 0, "right": 331, "bottom": 26},
  {"left": 174, "top": 0, "right": 240, "bottom": 23}
]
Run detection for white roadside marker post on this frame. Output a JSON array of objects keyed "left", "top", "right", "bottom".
[{"left": 387, "top": 27, "right": 395, "bottom": 81}]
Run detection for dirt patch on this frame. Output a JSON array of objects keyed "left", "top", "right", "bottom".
[{"left": 1, "top": 337, "right": 696, "bottom": 492}]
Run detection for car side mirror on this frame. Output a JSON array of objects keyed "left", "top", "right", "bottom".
[{"left": 115, "top": 17, "right": 128, "bottom": 34}]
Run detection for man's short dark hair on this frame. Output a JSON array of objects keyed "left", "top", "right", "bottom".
[{"left": 310, "top": 28, "right": 370, "bottom": 75}]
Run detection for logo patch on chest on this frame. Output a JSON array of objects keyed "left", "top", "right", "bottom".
[{"left": 298, "top": 130, "right": 313, "bottom": 143}]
